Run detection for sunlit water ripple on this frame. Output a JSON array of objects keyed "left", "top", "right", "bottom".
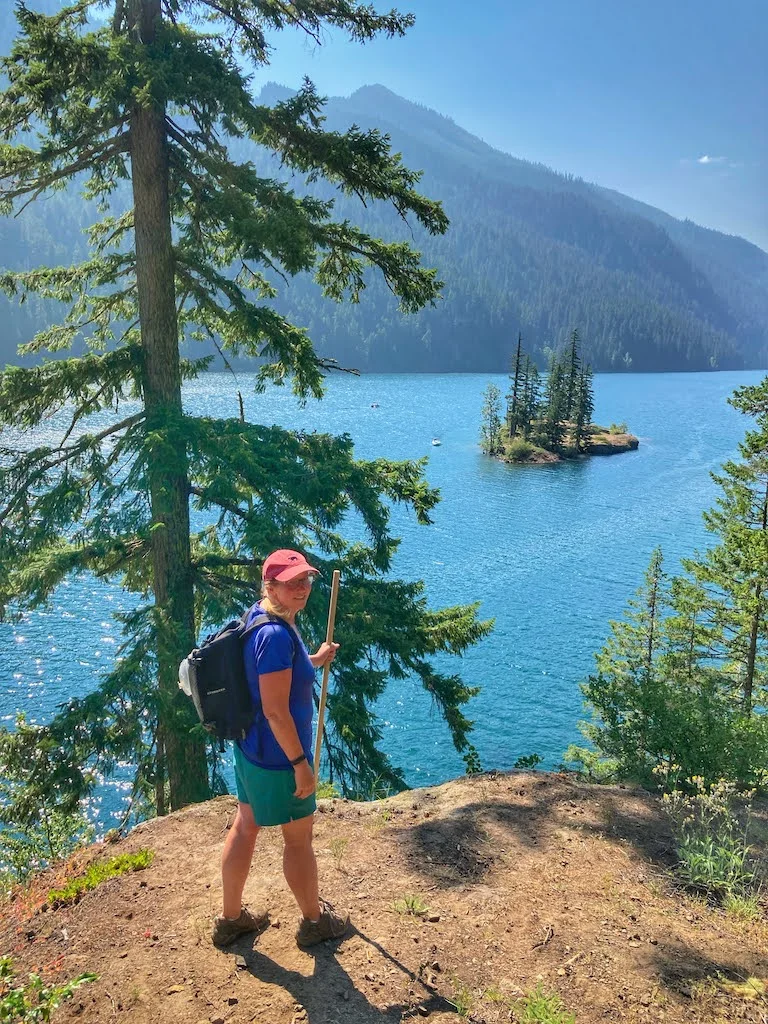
[{"left": 2, "top": 369, "right": 763, "bottom": 827}]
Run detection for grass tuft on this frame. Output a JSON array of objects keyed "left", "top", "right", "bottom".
[
  {"left": 47, "top": 849, "right": 154, "bottom": 907},
  {"left": 391, "top": 893, "right": 429, "bottom": 917},
  {"left": 514, "top": 983, "right": 576, "bottom": 1023}
]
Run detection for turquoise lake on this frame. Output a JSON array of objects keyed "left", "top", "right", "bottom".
[{"left": 2, "top": 369, "right": 765, "bottom": 824}]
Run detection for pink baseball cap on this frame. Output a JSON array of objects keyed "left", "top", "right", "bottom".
[{"left": 262, "top": 549, "right": 320, "bottom": 583}]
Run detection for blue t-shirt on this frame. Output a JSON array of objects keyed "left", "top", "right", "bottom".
[{"left": 238, "top": 604, "right": 316, "bottom": 769}]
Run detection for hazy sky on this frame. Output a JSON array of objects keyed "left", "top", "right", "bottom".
[{"left": 260, "top": 0, "right": 767, "bottom": 251}]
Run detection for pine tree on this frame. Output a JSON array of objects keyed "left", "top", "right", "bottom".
[
  {"left": 683, "top": 379, "right": 768, "bottom": 715},
  {"left": 571, "top": 383, "right": 768, "bottom": 788},
  {"left": 521, "top": 358, "right": 540, "bottom": 439},
  {"left": 570, "top": 548, "right": 677, "bottom": 783},
  {"left": 0, "top": 0, "right": 491, "bottom": 819},
  {"left": 573, "top": 365, "right": 594, "bottom": 452},
  {"left": 564, "top": 328, "right": 582, "bottom": 420},
  {"left": 542, "top": 351, "right": 566, "bottom": 450},
  {"left": 480, "top": 383, "right": 503, "bottom": 455},
  {"left": 505, "top": 332, "right": 523, "bottom": 437}
]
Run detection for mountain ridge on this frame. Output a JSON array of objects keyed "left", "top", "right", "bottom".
[
  {"left": 252, "top": 81, "right": 766, "bottom": 372},
  {"left": 0, "top": 47, "right": 766, "bottom": 371}
]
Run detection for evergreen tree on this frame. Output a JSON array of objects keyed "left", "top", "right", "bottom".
[
  {"left": 571, "top": 549, "right": 683, "bottom": 784},
  {"left": 573, "top": 365, "right": 594, "bottom": 452},
  {"left": 564, "top": 328, "right": 582, "bottom": 420},
  {"left": 479, "top": 383, "right": 503, "bottom": 455},
  {"left": 542, "top": 351, "right": 566, "bottom": 450},
  {"left": 505, "top": 332, "right": 523, "bottom": 436},
  {"left": 0, "top": 0, "right": 490, "bottom": 820},
  {"left": 521, "top": 357, "right": 540, "bottom": 440},
  {"left": 683, "top": 379, "right": 768, "bottom": 715},
  {"left": 570, "top": 383, "right": 768, "bottom": 788}
]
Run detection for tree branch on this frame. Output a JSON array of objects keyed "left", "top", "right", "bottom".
[
  {"left": 0, "top": 413, "right": 145, "bottom": 528},
  {"left": 5, "top": 134, "right": 131, "bottom": 216}
]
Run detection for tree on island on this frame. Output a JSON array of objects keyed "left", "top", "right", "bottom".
[
  {"left": 480, "top": 383, "right": 503, "bottom": 455},
  {"left": 0, "top": 0, "right": 491, "bottom": 830},
  {"left": 573, "top": 367, "right": 595, "bottom": 452},
  {"left": 564, "top": 329, "right": 582, "bottom": 420},
  {"left": 505, "top": 332, "right": 523, "bottom": 437},
  {"left": 542, "top": 351, "right": 568, "bottom": 450},
  {"left": 520, "top": 357, "right": 541, "bottom": 440},
  {"left": 569, "top": 380, "right": 768, "bottom": 788},
  {"left": 496, "top": 331, "right": 596, "bottom": 458}
]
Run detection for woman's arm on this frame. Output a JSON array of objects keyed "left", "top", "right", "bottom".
[{"left": 259, "top": 668, "right": 315, "bottom": 798}]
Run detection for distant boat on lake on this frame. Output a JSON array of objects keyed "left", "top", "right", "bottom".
[{"left": 431, "top": 438, "right": 442, "bottom": 446}]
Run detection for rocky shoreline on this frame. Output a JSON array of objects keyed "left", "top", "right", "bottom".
[{"left": 498, "top": 431, "right": 640, "bottom": 465}]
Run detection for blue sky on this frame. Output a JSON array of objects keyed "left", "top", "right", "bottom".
[{"left": 260, "top": 0, "right": 767, "bottom": 251}]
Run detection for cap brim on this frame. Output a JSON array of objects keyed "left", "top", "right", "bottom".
[{"left": 272, "top": 564, "right": 321, "bottom": 582}]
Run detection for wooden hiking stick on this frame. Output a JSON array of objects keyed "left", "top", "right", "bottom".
[{"left": 313, "top": 569, "right": 340, "bottom": 777}]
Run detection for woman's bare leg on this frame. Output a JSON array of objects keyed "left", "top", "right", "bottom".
[
  {"left": 281, "top": 815, "right": 321, "bottom": 921},
  {"left": 221, "top": 802, "right": 260, "bottom": 919}
]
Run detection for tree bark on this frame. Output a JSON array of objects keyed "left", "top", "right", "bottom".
[{"left": 128, "top": 0, "right": 210, "bottom": 809}]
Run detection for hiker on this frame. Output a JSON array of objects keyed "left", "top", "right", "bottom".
[{"left": 213, "top": 549, "right": 350, "bottom": 949}]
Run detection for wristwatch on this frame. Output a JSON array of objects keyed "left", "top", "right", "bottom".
[{"left": 290, "top": 753, "right": 308, "bottom": 766}]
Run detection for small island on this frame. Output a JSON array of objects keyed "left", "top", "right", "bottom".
[{"left": 480, "top": 331, "right": 639, "bottom": 464}]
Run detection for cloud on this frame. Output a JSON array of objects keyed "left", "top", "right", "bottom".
[{"left": 697, "top": 155, "right": 727, "bottom": 164}]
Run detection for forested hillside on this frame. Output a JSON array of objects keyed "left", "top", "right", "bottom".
[{"left": 2, "top": 6, "right": 767, "bottom": 371}]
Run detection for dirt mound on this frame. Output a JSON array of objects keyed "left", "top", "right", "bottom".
[{"left": 3, "top": 772, "right": 767, "bottom": 1024}]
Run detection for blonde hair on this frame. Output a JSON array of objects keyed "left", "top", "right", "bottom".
[{"left": 260, "top": 579, "right": 290, "bottom": 619}]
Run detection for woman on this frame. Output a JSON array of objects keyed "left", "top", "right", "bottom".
[{"left": 213, "top": 549, "right": 350, "bottom": 948}]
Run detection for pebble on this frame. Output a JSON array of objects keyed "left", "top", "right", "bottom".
[
  {"left": 427, "top": 914, "right": 440, "bottom": 923},
  {"left": 234, "top": 955, "right": 247, "bottom": 969}
]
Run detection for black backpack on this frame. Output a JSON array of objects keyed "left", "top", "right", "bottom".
[{"left": 178, "top": 606, "right": 296, "bottom": 744}]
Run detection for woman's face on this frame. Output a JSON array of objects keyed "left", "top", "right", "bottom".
[{"left": 271, "top": 573, "right": 314, "bottom": 614}]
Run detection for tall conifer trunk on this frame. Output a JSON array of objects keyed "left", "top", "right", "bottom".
[
  {"left": 128, "top": 0, "right": 209, "bottom": 808},
  {"left": 742, "top": 476, "right": 768, "bottom": 716}
]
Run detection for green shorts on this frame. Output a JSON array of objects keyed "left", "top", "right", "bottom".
[{"left": 233, "top": 745, "right": 316, "bottom": 827}]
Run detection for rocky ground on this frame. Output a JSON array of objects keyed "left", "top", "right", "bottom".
[{"left": 2, "top": 772, "right": 767, "bottom": 1024}]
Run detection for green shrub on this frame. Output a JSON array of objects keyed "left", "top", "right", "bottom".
[
  {"left": 47, "top": 849, "right": 154, "bottom": 907},
  {"left": 662, "top": 776, "right": 757, "bottom": 900},
  {"left": 608, "top": 422, "right": 628, "bottom": 434},
  {"left": 0, "top": 957, "right": 96, "bottom": 1023},
  {"left": 505, "top": 438, "right": 535, "bottom": 462},
  {"left": 315, "top": 780, "right": 340, "bottom": 799},
  {"left": 563, "top": 745, "right": 619, "bottom": 783}
]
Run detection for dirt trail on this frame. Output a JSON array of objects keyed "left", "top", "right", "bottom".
[{"left": 2, "top": 772, "right": 767, "bottom": 1024}]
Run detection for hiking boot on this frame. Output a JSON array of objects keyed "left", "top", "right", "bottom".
[
  {"left": 295, "top": 899, "right": 350, "bottom": 947},
  {"left": 212, "top": 906, "right": 269, "bottom": 947}
]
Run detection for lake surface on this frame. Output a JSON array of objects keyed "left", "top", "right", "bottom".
[{"left": 2, "top": 369, "right": 764, "bottom": 825}]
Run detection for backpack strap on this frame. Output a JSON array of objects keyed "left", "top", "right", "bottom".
[
  {"left": 241, "top": 607, "right": 298, "bottom": 661},
  {"left": 237, "top": 609, "right": 299, "bottom": 756}
]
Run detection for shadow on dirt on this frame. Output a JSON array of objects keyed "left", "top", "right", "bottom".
[{"left": 230, "top": 925, "right": 457, "bottom": 1024}]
